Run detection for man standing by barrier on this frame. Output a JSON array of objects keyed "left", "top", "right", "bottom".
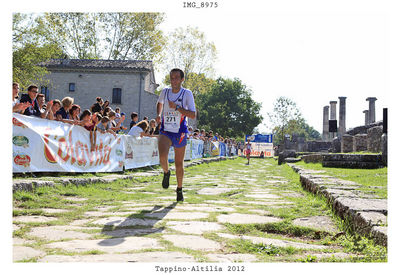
[{"left": 156, "top": 68, "right": 196, "bottom": 202}]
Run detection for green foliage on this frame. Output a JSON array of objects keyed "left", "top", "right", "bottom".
[
  {"left": 267, "top": 97, "right": 321, "bottom": 145},
  {"left": 196, "top": 77, "right": 263, "bottom": 138},
  {"left": 12, "top": 12, "right": 166, "bottom": 87},
  {"left": 163, "top": 26, "right": 217, "bottom": 78}
]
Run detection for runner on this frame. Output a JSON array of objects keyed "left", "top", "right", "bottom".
[
  {"left": 245, "top": 140, "right": 252, "bottom": 165},
  {"left": 156, "top": 68, "right": 196, "bottom": 202}
]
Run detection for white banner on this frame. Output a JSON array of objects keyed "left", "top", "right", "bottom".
[
  {"left": 12, "top": 114, "right": 124, "bottom": 173},
  {"left": 12, "top": 114, "right": 210, "bottom": 173},
  {"left": 239, "top": 142, "right": 274, "bottom": 157},
  {"left": 122, "top": 136, "right": 159, "bottom": 169},
  {"left": 190, "top": 139, "right": 204, "bottom": 159}
]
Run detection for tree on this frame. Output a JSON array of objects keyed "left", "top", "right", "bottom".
[
  {"left": 162, "top": 26, "right": 217, "bottom": 95},
  {"left": 267, "top": 96, "right": 321, "bottom": 145},
  {"left": 197, "top": 77, "right": 263, "bottom": 138},
  {"left": 12, "top": 14, "right": 64, "bottom": 89}
]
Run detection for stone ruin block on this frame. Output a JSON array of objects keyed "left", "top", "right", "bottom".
[
  {"left": 341, "top": 135, "right": 353, "bottom": 153},
  {"left": 353, "top": 134, "right": 368, "bottom": 152},
  {"left": 367, "top": 126, "right": 383, "bottom": 153}
]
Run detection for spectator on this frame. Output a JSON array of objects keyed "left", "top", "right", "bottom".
[
  {"left": 130, "top": 112, "right": 138, "bottom": 129},
  {"left": 56, "top": 96, "right": 74, "bottom": 120},
  {"left": 97, "top": 116, "right": 117, "bottom": 137},
  {"left": 45, "top": 99, "right": 61, "bottom": 120},
  {"left": 12, "top": 82, "right": 30, "bottom": 114},
  {"left": 188, "top": 126, "right": 193, "bottom": 138},
  {"left": 69, "top": 104, "right": 81, "bottom": 121},
  {"left": 148, "top": 119, "right": 160, "bottom": 136},
  {"left": 103, "top": 106, "right": 111, "bottom": 117},
  {"left": 20, "top": 85, "right": 43, "bottom": 117},
  {"left": 127, "top": 120, "right": 149, "bottom": 138},
  {"left": 79, "top": 109, "right": 97, "bottom": 151},
  {"left": 91, "top": 97, "right": 103, "bottom": 113},
  {"left": 102, "top": 100, "right": 110, "bottom": 113}
]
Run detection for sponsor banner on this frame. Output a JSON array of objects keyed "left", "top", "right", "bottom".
[
  {"left": 123, "top": 135, "right": 159, "bottom": 169},
  {"left": 12, "top": 113, "right": 124, "bottom": 173},
  {"left": 239, "top": 142, "right": 274, "bottom": 157},
  {"left": 191, "top": 139, "right": 204, "bottom": 159},
  {"left": 246, "top": 134, "right": 273, "bottom": 143},
  {"left": 219, "top": 142, "right": 226, "bottom": 157},
  {"left": 211, "top": 141, "right": 220, "bottom": 156}
]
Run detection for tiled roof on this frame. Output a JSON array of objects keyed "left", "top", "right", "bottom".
[{"left": 38, "top": 59, "right": 153, "bottom": 71}]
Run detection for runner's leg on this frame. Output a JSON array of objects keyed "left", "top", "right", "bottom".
[
  {"left": 174, "top": 145, "right": 186, "bottom": 188},
  {"left": 158, "top": 134, "right": 172, "bottom": 173}
]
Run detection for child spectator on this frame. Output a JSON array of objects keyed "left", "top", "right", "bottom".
[
  {"left": 69, "top": 104, "right": 81, "bottom": 121},
  {"left": 79, "top": 109, "right": 97, "bottom": 151},
  {"left": 127, "top": 120, "right": 149, "bottom": 138},
  {"left": 12, "top": 82, "right": 30, "bottom": 114},
  {"left": 148, "top": 119, "right": 159, "bottom": 136},
  {"left": 45, "top": 99, "right": 61, "bottom": 120},
  {"left": 97, "top": 116, "right": 117, "bottom": 137},
  {"left": 56, "top": 97, "right": 74, "bottom": 120},
  {"left": 91, "top": 97, "right": 103, "bottom": 113},
  {"left": 130, "top": 112, "right": 138, "bottom": 129}
]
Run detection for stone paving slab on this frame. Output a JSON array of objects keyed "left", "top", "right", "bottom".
[
  {"left": 162, "top": 234, "right": 222, "bottom": 251},
  {"left": 40, "top": 208, "right": 71, "bottom": 214},
  {"left": 217, "top": 213, "right": 282, "bottom": 224},
  {"left": 45, "top": 236, "right": 163, "bottom": 253},
  {"left": 38, "top": 251, "right": 195, "bottom": 262},
  {"left": 100, "top": 228, "right": 165, "bottom": 237},
  {"left": 292, "top": 216, "right": 339, "bottom": 233},
  {"left": 144, "top": 211, "right": 209, "bottom": 220},
  {"left": 27, "top": 226, "right": 93, "bottom": 241},
  {"left": 174, "top": 205, "right": 236, "bottom": 212},
  {"left": 206, "top": 253, "right": 258, "bottom": 262},
  {"left": 197, "top": 187, "right": 238, "bottom": 195},
  {"left": 13, "top": 216, "right": 58, "bottom": 223},
  {"left": 217, "top": 233, "right": 328, "bottom": 250},
  {"left": 166, "top": 221, "right": 224, "bottom": 234},
  {"left": 13, "top": 238, "right": 35, "bottom": 245},
  {"left": 13, "top": 246, "right": 45, "bottom": 262},
  {"left": 245, "top": 193, "right": 282, "bottom": 199},
  {"left": 91, "top": 216, "right": 161, "bottom": 227}
]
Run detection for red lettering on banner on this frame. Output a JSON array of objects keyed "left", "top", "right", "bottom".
[
  {"left": 42, "top": 128, "right": 115, "bottom": 168},
  {"left": 43, "top": 133, "right": 58, "bottom": 163},
  {"left": 75, "top": 141, "right": 87, "bottom": 166}
]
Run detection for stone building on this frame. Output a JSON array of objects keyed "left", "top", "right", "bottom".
[{"left": 38, "top": 59, "right": 159, "bottom": 128}]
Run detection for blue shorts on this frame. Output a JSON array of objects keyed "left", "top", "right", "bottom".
[{"left": 160, "top": 131, "right": 187, "bottom": 148}]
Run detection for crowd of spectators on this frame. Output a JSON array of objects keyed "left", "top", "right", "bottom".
[{"left": 12, "top": 82, "right": 239, "bottom": 154}]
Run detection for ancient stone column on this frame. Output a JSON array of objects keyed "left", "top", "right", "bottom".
[
  {"left": 322, "top": 106, "right": 329, "bottom": 141},
  {"left": 338, "top": 97, "right": 346, "bottom": 139},
  {"left": 329, "top": 101, "right": 337, "bottom": 139},
  {"left": 330, "top": 101, "right": 337, "bottom": 120},
  {"left": 363, "top": 110, "right": 369, "bottom": 125},
  {"left": 366, "top": 97, "right": 377, "bottom": 124}
]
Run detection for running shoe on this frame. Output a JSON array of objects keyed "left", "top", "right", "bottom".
[
  {"left": 176, "top": 188, "right": 184, "bottom": 202},
  {"left": 162, "top": 170, "right": 170, "bottom": 189}
]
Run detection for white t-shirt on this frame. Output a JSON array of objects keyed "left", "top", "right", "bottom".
[
  {"left": 157, "top": 87, "right": 196, "bottom": 112},
  {"left": 127, "top": 125, "right": 143, "bottom": 137},
  {"left": 157, "top": 87, "right": 196, "bottom": 133}
]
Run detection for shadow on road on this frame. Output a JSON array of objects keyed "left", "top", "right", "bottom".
[{"left": 97, "top": 202, "right": 177, "bottom": 246}]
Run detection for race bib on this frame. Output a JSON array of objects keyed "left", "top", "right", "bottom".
[{"left": 163, "top": 111, "right": 181, "bottom": 133}]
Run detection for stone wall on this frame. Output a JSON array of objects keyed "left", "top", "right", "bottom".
[
  {"left": 353, "top": 134, "right": 368, "bottom": 152},
  {"left": 302, "top": 154, "right": 324, "bottom": 163},
  {"left": 367, "top": 126, "right": 383, "bottom": 153},
  {"left": 306, "top": 141, "right": 332, "bottom": 152},
  {"left": 341, "top": 135, "right": 353, "bottom": 153},
  {"left": 346, "top": 121, "right": 383, "bottom": 136},
  {"left": 322, "top": 154, "right": 383, "bottom": 169}
]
